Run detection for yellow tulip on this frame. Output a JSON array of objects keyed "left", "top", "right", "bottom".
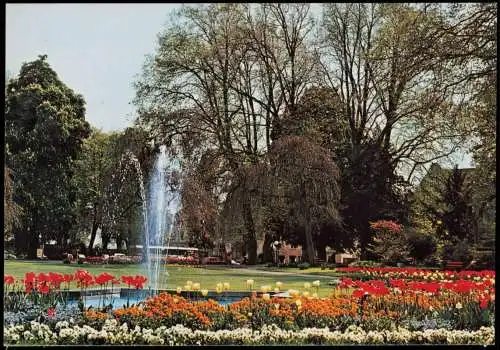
[
  {"left": 312, "top": 292, "right": 318, "bottom": 299},
  {"left": 274, "top": 303, "right": 280, "bottom": 310},
  {"left": 176, "top": 286, "right": 182, "bottom": 294},
  {"left": 302, "top": 291, "right": 310, "bottom": 297},
  {"left": 192, "top": 283, "right": 200, "bottom": 291},
  {"left": 260, "top": 285, "right": 269, "bottom": 293},
  {"left": 274, "top": 287, "right": 280, "bottom": 293},
  {"left": 312, "top": 280, "right": 320, "bottom": 288},
  {"left": 246, "top": 279, "right": 254, "bottom": 288},
  {"left": 295, "top": 299, "right": 302, "bottom": 307},
  {"left": 201, "top": 289, "right": 208, "bottom": 297},
  {"left": 186, "top": 280, "right": 193, "bottom": 286},
  {"left": 184, "top": 284, "right": 192, "bottom": 291},
  {"left": 216, "top": 286, "right": 223, "bottom": 294},
  {"left": 304, "top": 282, "right": 311, "bottom": 289},
  {"left": 223, "top": 282, "right": 230, "bottom": 290},
  {"left": 275, "top": 281, "right": 283, "bottom": 288},
  {"left": 262, "top": 293, "right": 271, "bottom": 300}
]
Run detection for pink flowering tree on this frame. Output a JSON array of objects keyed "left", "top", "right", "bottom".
[{"left": 367, "top": 220, "right": 409, "bottom": 263}]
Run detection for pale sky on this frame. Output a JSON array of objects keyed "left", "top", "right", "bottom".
[
  {"left": 6, "top": 3, "right": 182, "bottom": 132},
  {"left": 5, "top": 3, "right": 473, "bottom": 170}
]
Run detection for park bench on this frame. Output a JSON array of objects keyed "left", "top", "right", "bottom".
[{"left": 445, "top": 261, "right": 464, "bottom": 270}]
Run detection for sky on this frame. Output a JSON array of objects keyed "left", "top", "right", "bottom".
[
  {"left": 6, "top": 3, "right": 472, "bottom": 171},
  {"left": 6, "top": 3, "right": 182, "bottom": 132}
]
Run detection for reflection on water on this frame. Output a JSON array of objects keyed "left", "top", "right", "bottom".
[{"left": 67, "top": 295, "right": 239, "bottom": 309}]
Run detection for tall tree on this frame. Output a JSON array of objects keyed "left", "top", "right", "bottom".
[
  {"left": 266, "top": 136, "right": 341, "bottom": 264},
  {"left": 5, "top": 55, "right": 91, "bottom": 257},
  {"left": 438, "top": 166, "right": 475, "bottom": 243}
]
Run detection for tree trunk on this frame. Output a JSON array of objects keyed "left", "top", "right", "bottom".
[
  {"left": 116, "top": 236, "right": 123, "bottom": 253},
  {"left": 317, "top": 242, "right": 327, "bottom": 262},
  {"left": 262, "top": 232, "right": 274, "bottom": 263},
  {"left": 247, "top": 238, "right": 257, "bottom": 265},
  {"left": 87, "top": 219, "right": 99, "bottom": 255},
  {"left": 27, "top": 215, "right": 39, "bottom": 259},
  {"left": 242, "top": 195, "right": 258, "bottom": 265},
  {"left": 304, "top": 224, "right": 315, "bottom": 264}
]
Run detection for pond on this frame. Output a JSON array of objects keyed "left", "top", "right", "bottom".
[{"left": 68, "top": 294, "right": 242, "bottom": 309}]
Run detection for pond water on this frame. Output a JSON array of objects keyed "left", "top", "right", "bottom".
[{"left": 68, "top": 295, "right": 240, "bottom": 309}]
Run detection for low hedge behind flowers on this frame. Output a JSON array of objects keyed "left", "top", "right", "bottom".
[{"left": 3, "top": 320, "right": 495, "bottom": 345}]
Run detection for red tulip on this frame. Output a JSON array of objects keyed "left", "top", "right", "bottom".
[
  {"left": 95, "top": 272, "right": 115, "bottom": 285},
  {"left": 4, "top": 275, "right": 15, "bottom": 285},
  {"left": 63, "top": 274, "right": 74, "bottom": 283},
  {"left": 479, "top": 298, "right": 489, "bottom": 309},
  {"left": 38, "top": 283, "right": 50, "bottom": 294},
  {"left": 352, "top": 290, "right": 365, "bottom": 298},
  {"left": 47, "top": 307, "right": 56, "bottom": 317},
  {"left": 25, "top": 272, "right": 36, "bottom": 284}
]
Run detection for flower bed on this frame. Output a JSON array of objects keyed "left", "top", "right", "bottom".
[
  {"left": 336, "top": 267, "right": 495, "bottom": 282},
  {"left": 4, "top": 320, "right": 495, "bottom": 345},
  {"left": 3, "top": 268, "right": 496, "bottom": 345}
]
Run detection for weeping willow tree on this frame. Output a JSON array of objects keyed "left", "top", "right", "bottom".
[{"left": 267, "top": 136, "right": 341, "bottom": 264}]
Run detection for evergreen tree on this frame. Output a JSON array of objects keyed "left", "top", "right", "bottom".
[
  {"left": 438, "top": 166, "right": 475, "bottom": 243},
  {"left": 5, "top": 55, "right": 91, "bottom": 257}
]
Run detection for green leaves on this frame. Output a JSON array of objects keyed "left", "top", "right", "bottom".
[{"left": 5, "top": 55, "right": 91, "bottom": 255}]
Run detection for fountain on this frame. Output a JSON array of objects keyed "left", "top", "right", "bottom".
[{"left": 144, "top": 145, "right": 182, "bottom": 294}]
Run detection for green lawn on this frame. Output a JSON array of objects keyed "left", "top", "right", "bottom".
[{"left": 4, "top": 261, "right": 338, "bottom": 297}]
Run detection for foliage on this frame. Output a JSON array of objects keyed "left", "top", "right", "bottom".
[
  {"left": 180, "top": 174, "right": 216, "bottom": 250},
  {"left": 406, "top": 231, "right": 437, "bottom": 263},
  {"left": 266, "top": 136, "right": 341, "bottom": 263},
  {"left": 438, "top": 166, "right": 475, "bottom": 242},
  {"left": 348, "top": 261, "right": 383, "bottom": 268},
  {"left": 5, "top": 55, "right": 91, "bottom": 256},
  {"left": 367, "top": 220, "right": 409, "bottom": 263},
  {"left": 4, "top": 166, "right": 23, "bottom": 240}
]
